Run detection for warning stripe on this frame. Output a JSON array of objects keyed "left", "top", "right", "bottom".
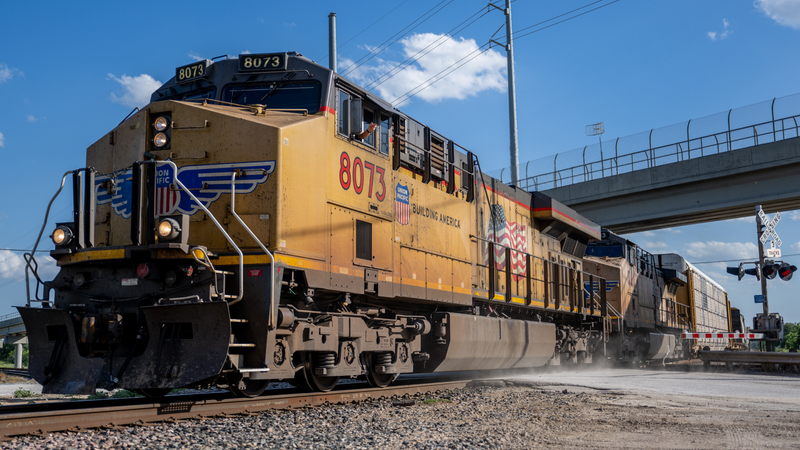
[{"left": 681, "top": 332, "right": 765, "bottom": 339}]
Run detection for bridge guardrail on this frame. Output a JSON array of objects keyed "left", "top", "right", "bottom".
[{"left": 493, "top": 93, "right": 800, "bottom": 191}]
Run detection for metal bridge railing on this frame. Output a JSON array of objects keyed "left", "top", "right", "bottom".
[{"left": 495, "top": 93, "right": 800, "bottom": 191}]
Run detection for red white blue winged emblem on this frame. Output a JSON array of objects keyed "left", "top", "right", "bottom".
[{"left": 96, "top": 160, "right": 276, "bottom": 217}]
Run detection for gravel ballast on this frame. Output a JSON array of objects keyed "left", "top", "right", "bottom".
[{"left": 4, "top": 379, "right": 800, "bottom": 449}]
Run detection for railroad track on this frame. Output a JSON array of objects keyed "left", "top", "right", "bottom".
[
  {"left": 0, "top": 368, "right": 30, "bottom": 379},
  {"left": 0, "top": 378, "right": 474, "bottom": 439},
  {"left": 699, "top": 350, "right": 800, "bottom": 369}
]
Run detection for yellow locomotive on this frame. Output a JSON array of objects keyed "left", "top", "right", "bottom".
[
  {"left": 584, "top": 230, "right": 732, "bottom": 361},
  {"left": 22, "top": 51, "right": 613, "bottom": 397}
]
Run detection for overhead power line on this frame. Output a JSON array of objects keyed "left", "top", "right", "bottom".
[
  {"left": 317, "top": 0, "right": 410, "bottom": 62},
  {"left": 340, "top": 0, "right": 454, "bottom": 77},
  {"left": 386, "top": 0, "right": 621, "bottom": 106},
  {"left": 690, "top": 254, "right": 800, "bottom": 265},
  {"left": 511, "top": 0, "right": 620, "bottom": 42},
  {"left": 365, "top": 6, "right": 494, "bottom": 90}
]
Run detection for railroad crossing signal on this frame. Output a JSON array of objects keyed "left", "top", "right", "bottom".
[
  {"left": 779, "top": 262, "right": 797, "bottom": 281},
  {"left": 762, "top": 261, "right": 779, "bottom": 279},
  {"left": 758, "top": 210, "right": 781, "bottom": 247}
]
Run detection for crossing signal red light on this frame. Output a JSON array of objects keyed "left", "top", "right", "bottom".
[
  {"left": 762, "top": 261, "right": 779, "bottom": 280},
  {"left": 778, "top": 262, "right": 797, "bottom": 281}
]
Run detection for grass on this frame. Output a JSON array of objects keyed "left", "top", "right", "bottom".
[
  {"left": 0, "top": 373, "right": 31, "bottom": 385},
  {"left": 88, "top": 390, "right": 143, "bottom": 400},
  {"left": 420, "top": 397, "right": 452, "bottom": 405},
  {"left": 13, "top": 387, "right": 35, "bottom": 398}
]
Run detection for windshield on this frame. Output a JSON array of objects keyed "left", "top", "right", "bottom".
[
  {"left": 585, "top": 243, "right": 624, "bottom": 258},
  {"left": 222, "top": 81, "right": 321, "bottom": 113}
]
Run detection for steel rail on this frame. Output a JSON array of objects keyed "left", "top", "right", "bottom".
[
  {"left": 699, "top": 350, "right": 800, "bottom": 365},
  {"left": 0, "top": 380, "right": 472, "bottom": 439}
]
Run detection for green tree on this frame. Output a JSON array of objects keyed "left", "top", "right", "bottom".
[
  {"left": 3, "top": 344, "right": 29, "bottom": 367},
  {"left": 781, "top": 322, "right": 799, "bottom": 351}
]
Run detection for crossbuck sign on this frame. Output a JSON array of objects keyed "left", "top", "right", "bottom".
[{"left": 758, "top": 209, "right": 782, "bottom": 249}]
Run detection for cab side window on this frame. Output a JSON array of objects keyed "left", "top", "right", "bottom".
[
  {"left": 379, "top": 114, "right": 391, "bottom": 156},
  {"left": 338, "top": 91, "right": 350, "bottom": 136},
  {"left": 337, "top": 87, "right": 391, "bottom": 158}
]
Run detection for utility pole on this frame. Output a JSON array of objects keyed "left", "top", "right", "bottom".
[
  {"left": 328, "top": 12, "right": 337, "bottom": 72},
  {"left": 490, "top": 0, "right": 520, "bottom": 186},
  {"left": 756, "top": 205, "right": 769, "bottom": 316}
]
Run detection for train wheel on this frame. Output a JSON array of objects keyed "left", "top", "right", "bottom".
[
  {"left": 298, "top": 364, "right": 340, "bottom": 392},
  {"left": 228, "top": 376, "right": 270, "bottom": 398},
  {"left": 366, "top": 371, "right": 396, "bottom": 388},
  {"left": 136, "top": 388, "right": 171, "bottom": 398},
  {"left": 294, "top": 355, "right": 339, "bottom": 392}
]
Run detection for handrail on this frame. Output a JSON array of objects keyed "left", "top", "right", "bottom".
[
  {"left": 515, "top": 112, "right": 800, "bottom": 191},
  {"left": 472, "top": 234, "right": 608, "bottom": 315},
  {"left": 228, "top": 171, "right": 277, "bottom": 328},
  {"left": 0, "top": 312, "right": 21, "bottom": 321},
  {"left": 156, "top": 160, "right": 245, "bottom": 304},
  {"left": 25, "top": 170, "right": 74, "bottom": 307}
]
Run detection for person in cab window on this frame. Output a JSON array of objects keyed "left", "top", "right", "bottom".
[
  {"left": 356, "top": 108, "right": 377, "bottom": 147},
  {"left": 354, "top": 122, "right": 377, "bottom": 141}
]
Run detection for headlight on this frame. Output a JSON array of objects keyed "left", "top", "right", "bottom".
[
  {"left": 154, "top": 116, "right": 169, "bottom": 131},
  {"left": 153, "top": 133, "right": 169, "bottom": 148},
  {"left": 157, "top": 218, "right": 180, "bottom": 240},
  {"left": 52, "top": 226, "right": 74, "bottom": 247}
]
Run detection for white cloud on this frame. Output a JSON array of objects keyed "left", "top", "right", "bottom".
[
  {"left": 755, "top": 0, "right": 800, "bottom": 29},
  {"left": 107, "top": 73, "right": 162, "bottom": 108},
  {"left": 642, "top": 231, "right": 657, "bottom": 237},
  {"left": 791, "top": 241, "right": 800, "bottom": 252},
  {"left": 241, "top": 50, "right": 251, "bottom": 55},
  {"left": 0, "top": 251, "right": 59, "bottom": 282},
  {"left": 684, "top": 241, "right": 758, "bottom": 261},
  {"left": 341, "top": 33, "right": 507, "bottom": 105},
  {"left": 0, "top": 64, "right": 22, "bottom": 83},
  {"left": 188, "top": 52, "right": 204, "bottom": 61},
  {"left": 707, "top": 18, "right": 732, "bottom": 41},
  {"left": 0, "top": 131, "right": 4, "bottom": 148},
  {"left": 643, "top": 241, "right": 668, "bottom": 249},
  {"left": 0, "top": 250, "right": 25, "bottom": 280},
  {"left": 788, "top": 211, "right": 800, "bottom": 221},
  {"left": 663, "top": 228, "right": 682, "bottom": 234}
]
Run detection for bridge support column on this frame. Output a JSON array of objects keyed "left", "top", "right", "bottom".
[
  {"left": 14, "top": 343, "right": 23, "bottom": 369},
  {"left": 5, "top": 335, "right": 28, "bottom": 369}
]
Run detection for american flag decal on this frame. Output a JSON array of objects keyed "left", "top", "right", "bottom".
[
  {"left": 155, "top": 186, "right": 180, "bottom": 216},
  {"left": 154, "top": 165, "right": 181, "bottom": 216},
  {"left": 485, "top": 204, "right": 527, "bottom": 281},
  {"left": 396, "top": 183, "right": 410, "bottom": 225}
]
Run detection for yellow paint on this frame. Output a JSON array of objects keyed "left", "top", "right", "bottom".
[{"left": 57, "top": 249, "right": 125, "bottom": 265}]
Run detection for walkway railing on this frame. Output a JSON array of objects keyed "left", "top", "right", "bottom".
[{"left": 493, "top": 93, "right": 800, "bottom": 191}]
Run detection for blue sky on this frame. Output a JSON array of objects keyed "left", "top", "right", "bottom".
[{"left": 1, "top": 0, "right": 799, "bottom": 324}]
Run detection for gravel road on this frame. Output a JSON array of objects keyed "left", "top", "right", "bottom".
[{"left": 4, "top": 368, "right": 800, "bottom": 449}]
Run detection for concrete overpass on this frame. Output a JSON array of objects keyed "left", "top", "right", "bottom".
[
  {"left": 0, "top": 313, "right": 27, "bottom": 369},
  {"left": 501, "top": 94, "right": 800, "bottom": 234},
  {"left": 540, "top": 136, "right": 800, "bottom": 234}
]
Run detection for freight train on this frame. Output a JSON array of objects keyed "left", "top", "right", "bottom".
[
  {"left": 21, "top": 52, "right": 728, "bottom": 397},
  {"left": 583, "top": 230, "right": 731, "bottom": 362}
]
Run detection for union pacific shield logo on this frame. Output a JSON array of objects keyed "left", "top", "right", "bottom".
[
  {"left": 97, "top": 160, "right": 276, "bottom": 217},
  {"left": 395, "top": 183, "right": 410, "bottom": 225}
]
